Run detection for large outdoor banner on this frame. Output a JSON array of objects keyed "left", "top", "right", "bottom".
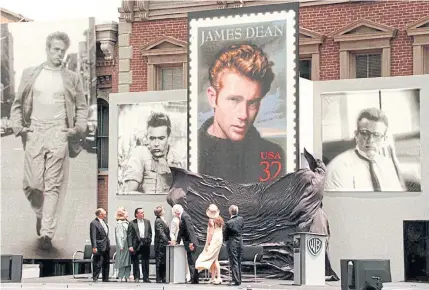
[
  {"left": 321, "top": 88, "right": 421, "bottom": 192},
  {"left": 117, "top": 101, "right": 187, "bottom": 195},
  {"left": 188, "top": 3, "right": 299, "bottom": 184},
  {"left": 0, "top": 18, "right": 97, "bottom": 259},
  {"left": 108, "top": 90, "right": 188, "bottom": 242},
  {"left": 184, "top": 4, "right": 309, "bottom": 278},
  {"left": 313, "top": 75, "right": 428, "bottom": 281}
]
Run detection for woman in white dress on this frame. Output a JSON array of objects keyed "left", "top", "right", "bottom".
[{"left": 195, "top": 204, "right": 224, "bottom": 285}]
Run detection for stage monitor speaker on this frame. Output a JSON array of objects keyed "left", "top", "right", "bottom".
[
  {"left": 340, "top": 259, "right": 391, "bottom": 290},
  {"left": 1, "top": 255, "right": 23, "bottom": 283},
  {"left": 403, "top": 220, "right": 429, "bottom": 282}
]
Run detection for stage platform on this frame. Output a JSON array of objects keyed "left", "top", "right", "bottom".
[{"left": 1, "top": 276, "right": 429, "bottom": 290}]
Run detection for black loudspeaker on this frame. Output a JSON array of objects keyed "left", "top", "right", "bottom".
[
  {"left": 340, "top": 259, "right": 392, "bottom": 290},
  {"left": 403, "top": 220, "right": 429, "bottom": 282},
  {"left": 1, "top": 255, "right": 23, "bottom": 283}
]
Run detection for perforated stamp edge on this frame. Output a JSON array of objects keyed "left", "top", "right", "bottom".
[{"left": 188, "top": 9, "right": 298, "bottom": 174}]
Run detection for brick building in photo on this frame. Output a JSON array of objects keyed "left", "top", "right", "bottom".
[
  {"left": 97, "top": 0, "right": 429, "bottom": 208},
  {"left": 0, "top": 7, "right": 32, "bottom": 23},
  {"left": 1, "top": 0, "right": 428, "bottom": 281},
  {"left": 94, "top": 1, "right": 429, "bottom": 281}
]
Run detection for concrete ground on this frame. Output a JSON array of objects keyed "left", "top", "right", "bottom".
[
  {"left": 1, "top": 134, "right": 97, "bottom": 259},
  {"left": 1, "top": 275, "right": 429, "bottom": 290}
]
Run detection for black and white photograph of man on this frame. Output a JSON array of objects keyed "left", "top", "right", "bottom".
[
  {"left": 322, "top": 89, "right": 421, "bottom": 192},
  {"left": 1, "top": 18, "right": 97, "bottom": 258},
  {"left": 117, "top": 101, "right": 187, "bottom": 194}
]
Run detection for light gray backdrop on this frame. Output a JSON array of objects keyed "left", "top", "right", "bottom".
[{"left": 313, "top": 75, "right": 429, "bottom": 281}]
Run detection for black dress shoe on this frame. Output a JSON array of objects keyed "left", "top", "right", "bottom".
[
  {"left": 39, "top": 236, "right": 52, "bottom": 250},
  {"left": 92, "top": 278, "right": 97, "bottom": 282},
  {"left": 227, "top": 282, "right": 240, "bottom": 286},
  {"left": 162, "top": 279, "right": 166, "bottom": 283},
  {"left": 143, "top": 279, "right": 151, "bottom": 283}
]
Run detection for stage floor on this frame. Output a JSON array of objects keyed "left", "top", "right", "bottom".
[{"left": 1, "top": 276, "right": 429, "bottom": 290}]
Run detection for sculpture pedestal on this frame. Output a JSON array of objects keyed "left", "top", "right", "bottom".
[{"left": 166, "top": 245, "right": 187, "bottom": 284}]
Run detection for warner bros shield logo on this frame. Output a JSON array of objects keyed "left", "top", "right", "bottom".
[{"left": 307, "top": 237, "right": 323, "bottom": 256}]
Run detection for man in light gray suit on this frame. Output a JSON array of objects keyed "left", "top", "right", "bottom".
[{"left": 10, "top": 31, "right": 88, "bottom": 250}]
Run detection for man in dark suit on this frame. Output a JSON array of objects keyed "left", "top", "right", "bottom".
[
  {"left": 173, "top": 204, "right": 199, "bottom": 284},
  {"left": 127, "top": 207, "right": 152, "bottom": 282},
  {"left": 154, "top": 205, "right": 170, "bottom": 283},
  {"left": 90, "top": 208, "right": 110, "bottom": 282},
  {"left": 224, "top": 205, "right": 244, "bottom": 286}
]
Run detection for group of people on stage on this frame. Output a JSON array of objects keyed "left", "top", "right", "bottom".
[{"left": 89, "top": 204, "right": 244, "bottom": 286}]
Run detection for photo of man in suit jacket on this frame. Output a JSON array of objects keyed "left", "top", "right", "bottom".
[
  {"left": 10, "top": 31, "right": 88, "bottom": 251},
  {"left": 172, "top": 204, "right": 200, "bottom": 284},
  {"left": 127, "top": 207, "right": 152, "bottom": 282},
  {"left": 90, "top": 208, "right": 110, "bottom": 282}
]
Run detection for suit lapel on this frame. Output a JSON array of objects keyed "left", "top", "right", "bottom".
[
  {"left": 161, "top": 217, "right": 167, "bottom": 227},
  {"left": 22, "top": 64, "right": 44, "bottom": 124},
  {"left": 96, "top": 218, "right": 107, "bottom": 236},
  {"left": 134, "top": 220, "right": 140, "bottom": 238},
  {"left": 61, "top": 68, "right": 74, "bottom": 128},
  {"left": 144, "top": 219, "right": 149, "bottom": 236}
]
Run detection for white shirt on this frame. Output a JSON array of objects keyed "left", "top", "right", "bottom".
[
  {"left": 325, "top": 148, "right": 403, "bottom": 192},
  {"left": 32, "top": 67, "right": 66, "bottom": 121},
  {"left": 137, "top": 219, "right": 145, "bottom": 238},
  {"left": 170, "top": 216, "right": 180, "bottom": 241},
  {"left": 98, "top": 217, "right": 108, "bottom": 234}
]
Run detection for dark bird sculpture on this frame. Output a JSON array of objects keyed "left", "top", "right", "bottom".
[{"left": 166, "top": 148, "right": 333, "bottom": 278}]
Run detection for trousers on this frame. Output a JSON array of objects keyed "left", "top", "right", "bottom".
[
  {"left": 132, "top": 246, "right": 150, "bottom": 280},
  {"left": 23, "top": 119, "right": 69, "bottom": 239},
  {"left": 227, "top": 240, "right": 243, "bottom": 284}
]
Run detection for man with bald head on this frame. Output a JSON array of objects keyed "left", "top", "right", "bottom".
[{"left": 90, "top": 208, "right": 110, "bottom": 282}]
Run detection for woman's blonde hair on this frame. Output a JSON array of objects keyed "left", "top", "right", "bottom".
[
  {"left": 116, "top": 207, "right": 127, "bottom": 220},
  {"left": 214, "top": 216, "right": 224, "bottom": 228}
]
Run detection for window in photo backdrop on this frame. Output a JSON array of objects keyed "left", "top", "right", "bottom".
[
  {"left": 97, "top": 98, "right": 109, "bottom": 170},
  {"left": 117, "top": 101, "right": 187, "bottom": 195},
  {"left": 321, "top": 88, "right": 421, "bottom": 192}
]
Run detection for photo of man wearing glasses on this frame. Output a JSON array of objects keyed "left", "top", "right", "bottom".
[{"left": 324, "top": 108, "right": 404, "bottom": 192}]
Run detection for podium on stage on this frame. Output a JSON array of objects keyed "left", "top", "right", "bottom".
[
  {"left": 292, "top": 232, "right": 326, "bottom": 286},
  {"left": 166, "top": 245, "right": 187, "bottom": 284}
]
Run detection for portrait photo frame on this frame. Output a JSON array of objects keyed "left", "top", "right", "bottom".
[
  {"left": 187, "top": 3, "right": 299, "bottom": 184},
  {"left": 1, "top": 17, "right": 97, "bottom": 259},
  {"left": 108, "top": 90, "right": 188, "bottom": 196},
  {"left": 313, "top": 75, "right": 429, "bottom": 197}
]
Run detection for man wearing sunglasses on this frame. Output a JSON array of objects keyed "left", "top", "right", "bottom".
[{"left": 324, "top": 108, "right": 404, "bottom": 192}]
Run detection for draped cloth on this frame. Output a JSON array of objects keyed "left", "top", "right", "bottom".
[{"left": 166, "top": 149, "right": 338, "bottom": 279}]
